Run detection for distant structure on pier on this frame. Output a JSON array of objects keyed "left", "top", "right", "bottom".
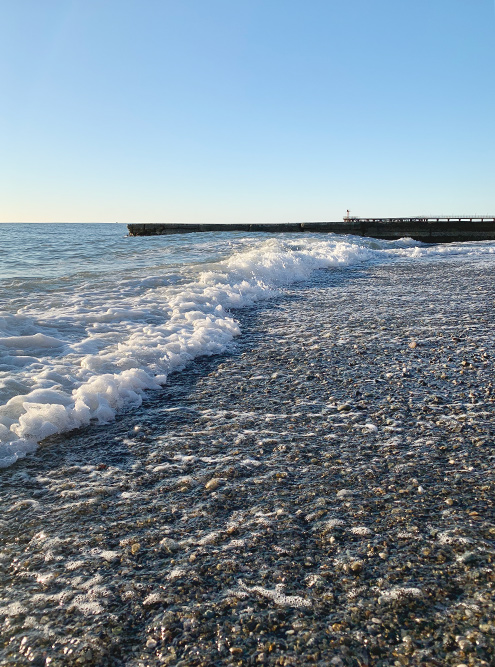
[{"left": 343, "top": 211, "right": 495, "bottom": 224}]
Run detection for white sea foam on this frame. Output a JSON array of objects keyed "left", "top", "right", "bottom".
[
  {"left": 235, "top": 579, "right": 312, "bottom": 608},
  {"left": 1, "top": 227, "right": 494, "bottom": 468},
  {"left": 0, "top": 333, "right": 65, "bottom": 350}
]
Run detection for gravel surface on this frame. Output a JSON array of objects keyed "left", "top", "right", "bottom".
[{"left": 1, "top": 255, "right": 494, "bottom": 666}]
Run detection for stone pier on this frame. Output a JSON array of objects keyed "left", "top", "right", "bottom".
[{"left": 127, "top": 218, "right": 495, "bottom": 243}]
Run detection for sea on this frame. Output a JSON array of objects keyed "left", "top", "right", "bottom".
[{"left": 1, "top": 222, "right": 494, "bottom": 470}]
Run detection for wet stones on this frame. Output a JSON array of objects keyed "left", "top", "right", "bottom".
[{"left": 1, "top": 258, "right": 495, "bottom": 665}]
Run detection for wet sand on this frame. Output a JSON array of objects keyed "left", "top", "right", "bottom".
[{"left": 1, "top": 256, "right": 494, "bottom": 666}]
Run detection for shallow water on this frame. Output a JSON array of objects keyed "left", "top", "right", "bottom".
[
  {"left": 1, "top": 254, "right": 494, "bottom": 665},
  {"left": 1, "top": 223, "right": 494, "bottom": 469}
]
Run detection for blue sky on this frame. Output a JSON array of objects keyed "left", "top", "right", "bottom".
[{"left": 1, "top": 0, "right": 494, "bottom": 222}]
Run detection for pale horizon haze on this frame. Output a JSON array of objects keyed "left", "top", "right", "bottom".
[{"left": 1, "top": 0, "right": 494, "bottom": 223}]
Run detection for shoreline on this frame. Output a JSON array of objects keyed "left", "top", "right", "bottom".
[{"left": 1, "top": 257, "right": 494, "bottom": 666}]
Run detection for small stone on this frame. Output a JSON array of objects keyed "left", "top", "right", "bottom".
[
  {"left": 160, "top": 537, "right": 180, "bottom": 553},
  {"left": 146, "top": 638, "right": 157, "bottom": 649},
  {"left": 131, "top": 543, "right": 140, "bottom": 555},
  {"left": 445, "top": 498, "right": 454, "bottom": 506},
  {"left": 350, "top": 560, "right": 364, "bottom": 573},
  {"left": 337, "top": 403, "right": 351, "bottom": 412},
  {"left": 409, "top": 341, "right": 417, "bottom": 349},
  {"left": 205, "top": 478, "right": 220, "bottom": 491}
]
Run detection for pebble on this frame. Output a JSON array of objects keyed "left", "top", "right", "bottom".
[
  {"left": 336, "top": 489, "right": 353, "bottom": 498},
  {"left": 350, "top": 560, "right": 364, "bottom": 573},
  {"left": 159, "top": 537, "right": 180, "bottom": 553},
  {"left": 205, "top": 477, "right": 221, "bottom": 491}
]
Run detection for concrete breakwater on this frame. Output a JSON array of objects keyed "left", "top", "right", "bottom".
[{"left": 127, "top": 219, "right": 495, "bottom": 243}]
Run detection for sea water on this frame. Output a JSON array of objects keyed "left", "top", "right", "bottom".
[{"left": 1, "top": 223, "right": 494, "bottom": 468}]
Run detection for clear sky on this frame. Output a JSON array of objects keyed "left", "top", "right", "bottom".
[{"left": 1, "top": 0, "right": 494, "bottom": 223}]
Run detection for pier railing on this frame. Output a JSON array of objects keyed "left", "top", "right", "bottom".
[{"left": 344, "top": 215, "right": 495, "bottom": 223}]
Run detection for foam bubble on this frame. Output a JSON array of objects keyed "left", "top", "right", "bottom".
[{"left": 0, "top": 333, "right": 65, "bottom": 350}]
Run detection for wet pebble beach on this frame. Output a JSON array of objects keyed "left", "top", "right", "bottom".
[{"left": 1, "top": 256, "right": 495, "bottom": 666}]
